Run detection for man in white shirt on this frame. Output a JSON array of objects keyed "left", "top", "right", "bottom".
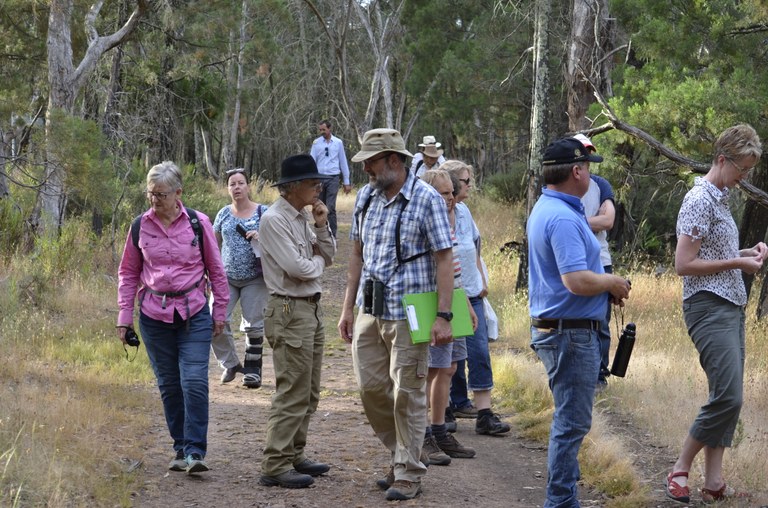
[
  {"left": 309, "top": 120, "right": 351, "bottom": 236},
  {"left": 411, "top": 135, "right": 446, "bottom": 176}
]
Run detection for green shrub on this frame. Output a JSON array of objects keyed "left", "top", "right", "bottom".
[{"left": 484, "top": 167, "right": 527, "bottom": 203}]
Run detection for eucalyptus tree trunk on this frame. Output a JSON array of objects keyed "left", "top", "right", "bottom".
[
  {"left": 516, "top": 0, "right": 552, "bottom": 293},
  {"left": 32, "top": 0, "right": 146, "bottom": 234},
  {"left": 566, "top": 0, "right": 613, "bottom": 132}
]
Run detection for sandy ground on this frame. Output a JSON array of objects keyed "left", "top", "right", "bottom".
[{"left": 127, "top": 211, "right": 760, "bottom": 508}]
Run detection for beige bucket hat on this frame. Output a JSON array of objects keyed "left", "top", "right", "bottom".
[{"left": 351, "top": 128, "right": 413, "bottom": 162}]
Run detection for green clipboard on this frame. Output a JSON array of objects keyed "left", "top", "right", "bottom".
[{"left": 402, "top": 288, "right": 474, "bottom": 344}]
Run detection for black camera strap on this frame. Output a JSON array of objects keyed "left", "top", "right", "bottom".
[{"left": 358, "top": 176, "right": 430, "bottom": 279}]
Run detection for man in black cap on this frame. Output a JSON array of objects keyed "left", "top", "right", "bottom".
[
  {"left": 527, "top": 137, "right": 631, "bottom": 508},
  {"left": 258, "top": 154, "right": 337, "bottom": 488}
]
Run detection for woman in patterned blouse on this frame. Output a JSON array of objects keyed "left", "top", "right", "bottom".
[
  {"left": 212, "top": 169, "right": 270, "bottom": 388},
  {"left": 665, "top": 124, "right": 766, "bottom": 504}
]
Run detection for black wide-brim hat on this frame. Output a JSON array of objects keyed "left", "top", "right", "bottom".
[
  {"left": 272, "top": 154, "right": 332, "bottom": 186},
  {"left": 542, "top": 137, "right": 603, "bottom": 166}
]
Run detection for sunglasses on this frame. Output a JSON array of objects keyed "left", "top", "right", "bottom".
[
  {"left": 459, "top": 178, "right": 471, "bottom": 185},
  {"left": 226, "top": 168, "right": 246, "bottom": 175},
  {"left": 325, "top": 147, "right": 329, "bottom": 156}
]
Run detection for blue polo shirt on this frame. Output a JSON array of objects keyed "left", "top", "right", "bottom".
[{"left": 528, "top": 188, "right": 607, "bottom": 320}]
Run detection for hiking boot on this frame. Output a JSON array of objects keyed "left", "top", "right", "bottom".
[
  {"left": 168, "top": 449, "right": 186, "bottom": 472},
  {"left": 453, "top": 404, "right": 478, "bottom": 418},
  {"left": 435, "top": 433, "right": 476, "bottom": 458},
  {"left": 385, "top": 480, "right": 422, "bottom": 501},
  {"left": 419, "top": 446, "right": 430, "bottom": 468},
  {"left": 220, "top": 363, "right": 241, "bottom": 384},
  {"left": 475, "top": 412, "right": 511, "bottom": 435},
  {"left": 185, "top": 453, "right": 209, "bottom": 474},
  {"left": 260, "top": 469, "right": 314, "bottom": 488},
  {"left": 293, "top": 458, "right": 330, "bottom": 477},
  {"left": 376, "top": 466, "right": 395, "bottom": 490},
  {"left": 445, "top": 407, "right": 457, "bottom": 433},
  {"left": 422, "top": 434, "right": 451, "bottom": 466}
]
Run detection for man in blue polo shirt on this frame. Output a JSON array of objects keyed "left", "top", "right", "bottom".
[{"left": 528, "top": 137, "right": 631, "bottom": 508}]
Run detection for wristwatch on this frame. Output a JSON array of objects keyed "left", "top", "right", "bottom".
[{"left": 436, "top": 311, "right": 453, "bottom": 322}]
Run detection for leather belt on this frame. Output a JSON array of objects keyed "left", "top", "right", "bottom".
[
  {"left": 531, "top": 318, "right": 600, "bottom": 331},
  {"left": 272, "top": 293, "right": 321, "bottom": 303}
]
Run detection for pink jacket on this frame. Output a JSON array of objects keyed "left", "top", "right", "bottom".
[{"left": 117, "top": 202, "right": 229, "bottom": 325}]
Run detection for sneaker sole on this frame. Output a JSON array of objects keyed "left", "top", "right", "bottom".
[
  {"left": 428, "top": 455, "right": 452, "bottom": 466},
  {"left": 259, "top": 476, "right": 313, "bottom": 488},
  {"left": 186, "top": 462, "right": 210, "bottom": 474},
  {"left": 386, "top": 486, "right": 422, "bottom": 501},
  {"left": 442, "top": 450, "right": 476, "bottom": 459},
  {"left": 168, "top": 460, "right": 187, "bottom": 472},
  {"left": 475, "top": 427, "right": 511, "bottom": 436}
]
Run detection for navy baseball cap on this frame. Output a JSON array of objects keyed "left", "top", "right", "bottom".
[{"left": 542, "top": 138, "right": 604, "bottom": 165}]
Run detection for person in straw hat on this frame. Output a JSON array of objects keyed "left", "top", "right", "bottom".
[
  {"left": 258, "top": 154, "right": 337, "bottom": 489},
  {"left": 411, "top": 135, "right": 446, "bottom": 176},
  {"left": 338, "top": 128, "right": 455, "bottom": 501}
]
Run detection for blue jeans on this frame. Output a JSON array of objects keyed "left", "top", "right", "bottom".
[
  {"left": 319, "top": 175, "right": 341, "bottom": 236},
  {"left": 139, "top": 306, "right": 212, "bottom": 458},
  {"left": 531, "top": 326, "right": 600, "bottom": 508},
  {"left": 450, "top": 296, "right": 494, "bottom": 408},
  {"left": 598, "top": 265, "right": 612, "bottom": 383}
]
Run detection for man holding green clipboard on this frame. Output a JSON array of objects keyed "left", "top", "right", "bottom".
[{"left": 338, "top": 128, "right": 455, "bottom": 502}]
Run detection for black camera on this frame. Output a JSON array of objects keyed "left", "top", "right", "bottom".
[
  {"left": 125, "top": 328, "right": 141, "bottom": 348},
  {"left": 363, "top": 279, "right": 385, "bottom": 316},
  {"left": 236, "top": 223, "right": 249, "bottom": 239}
]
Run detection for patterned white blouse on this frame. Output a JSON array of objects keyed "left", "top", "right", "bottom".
[{"left": 676, "top": 177, "right": 746, "bottom": 306}]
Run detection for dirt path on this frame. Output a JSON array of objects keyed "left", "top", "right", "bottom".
[{"left": 130, "top": 212, "right": 713, "bottom": 508}]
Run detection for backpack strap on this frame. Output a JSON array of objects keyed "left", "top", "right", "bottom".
[{"left": 130, "top": 208, "right": 206, "bottom": 269}]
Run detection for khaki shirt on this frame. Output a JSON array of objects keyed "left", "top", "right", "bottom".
[{"left": 259, "top": 196, "right": 336, "bottom": 297}]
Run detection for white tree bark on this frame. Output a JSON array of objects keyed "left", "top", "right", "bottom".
[
  {"left": 33, "top": 0, "right": 146, "bottom": 233},
  {"left": 566, "top": 0, "right": 613, "bottom": 132}
]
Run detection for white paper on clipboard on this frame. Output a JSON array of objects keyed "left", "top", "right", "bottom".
[{"left": 405, "top": 304, "right": 420, "bottom": 331}]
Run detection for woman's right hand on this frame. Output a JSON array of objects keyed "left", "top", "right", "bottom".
[
  {"left": 117, "top": 325, "right": 130, "bottom": 344},
  {"left": 739, "top": 253, "right": 764, "bottom": 275}
]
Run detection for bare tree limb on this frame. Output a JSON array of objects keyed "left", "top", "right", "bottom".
[{"left": 581, "top": 68, "right": 768, "bottom": 208}]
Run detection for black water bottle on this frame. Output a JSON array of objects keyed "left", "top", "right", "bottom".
[{"left": 610, "top": 322, "right": 636, "bottom": 378}]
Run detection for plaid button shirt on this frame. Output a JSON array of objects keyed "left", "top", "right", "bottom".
[{"left": 351, "top": 170, "right": 453, "bottom": 320}]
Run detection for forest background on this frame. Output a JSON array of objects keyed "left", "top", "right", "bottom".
[{"left": 1, "top": 0, "right": 768, "bottom": 506}]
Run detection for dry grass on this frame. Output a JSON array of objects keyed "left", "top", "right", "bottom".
[{"left": 0, "top": 223, "right": 156, "bottom": 507}]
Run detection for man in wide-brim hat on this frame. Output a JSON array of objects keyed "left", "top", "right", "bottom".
[
  {"left": 258, "top": 154, "right": 337, "bottom": 489},
  {"left": 339, "top": 128, "right": 455, "bottom": 501},
  {"left": 411, "top": 135, "right": 446, "bottom": 176}
]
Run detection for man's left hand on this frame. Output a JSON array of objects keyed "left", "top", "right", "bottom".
[
  {"left": 343, "top": 184, "right": 352, "bottom": 194},
  {"left": 213, "top": 320, "right": 225, "bottom": 336},
  {"left": 431, "top": 317, "right": 453, "bottom": 345}
]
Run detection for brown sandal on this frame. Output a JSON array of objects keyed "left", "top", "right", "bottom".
[
  {"left": 665, "top": 471, "right": 690, "bottom": 504},
  {"left": 701, "top": 483, "right": 750, "bottom": 504}
]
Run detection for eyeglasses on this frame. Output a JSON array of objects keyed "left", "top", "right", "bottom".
[
  {"left": 363, "top": 152, "right": 390, "bottom": 167},
  {"left": 146, "top": 190, "right": 172, "bottom": 199},
  {"left": 459, "top": 178, "right": 471, "bottom": 185},
  {"left": 725, "top": 156, "right": 753, "bottom": 174}
]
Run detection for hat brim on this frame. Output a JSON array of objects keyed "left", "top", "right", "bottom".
[
  {"left": 542, "top": 153, "right": 603, "bottom": 166},
  {"left": 271, "top": 173, "right": 333, "bottom": 187},
  {"left": 351, "top": 149, "right": 413, "bottom": 163},
  {"left": 423, "top": 149, "right": 444, "bottom": 158},
  {"left": 418, "top": 142, "right": 442, "bottom": 149}
]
